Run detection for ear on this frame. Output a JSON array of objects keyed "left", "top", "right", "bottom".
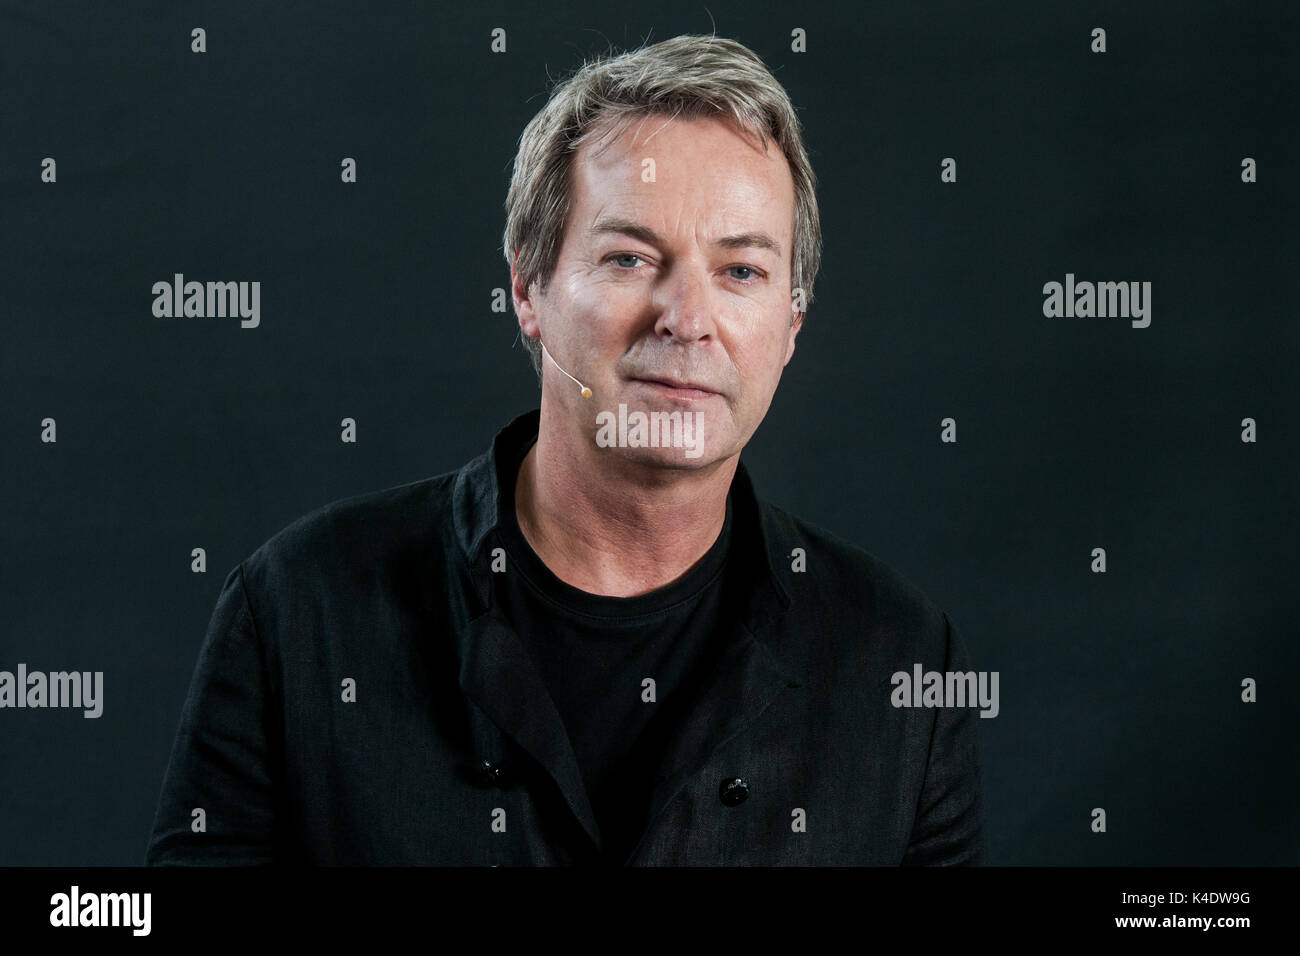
[
  {"left": 511, "top": 248, "right": 540, "bottom": 341},
  {"left": 783, "top": 310, "right": 804, "bottom": 367}
]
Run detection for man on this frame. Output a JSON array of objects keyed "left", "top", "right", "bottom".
[{"left": 146, "top": 34, "right": 985, "bottom": 866}]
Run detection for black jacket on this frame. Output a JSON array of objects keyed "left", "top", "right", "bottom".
[{"left": 145, "top": 408, "right": 986, "bottom": 865}]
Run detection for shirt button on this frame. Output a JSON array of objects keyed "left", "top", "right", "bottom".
[
  {"left": 475, "top": 759, "right": 508, "bottom": 787},
  {"left": 719, "top": 777, "right": 749, "bottom": 806}
]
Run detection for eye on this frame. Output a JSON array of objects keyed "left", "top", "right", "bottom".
[
  {"left": 604, "top": 254, "right": 765, "bottom": 283},
  {"left": 727, "top": 265, "right": 766, "bottom": 283}
]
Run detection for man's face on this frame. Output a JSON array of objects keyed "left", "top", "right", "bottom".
[{"left": 514, "top": 112, "right": 803, "bottom": 468}]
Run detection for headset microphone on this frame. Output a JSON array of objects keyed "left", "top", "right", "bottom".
[{"left": 540, "top": 340, "right": 592, "bottom": 399}]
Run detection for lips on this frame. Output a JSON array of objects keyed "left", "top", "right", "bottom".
[{"left": 635, "top": 376, "right": 718, "bottom": 395}]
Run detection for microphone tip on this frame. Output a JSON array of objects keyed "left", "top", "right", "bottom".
[{"left": 581, "top": 387, "right": 592, "bottom": 398}]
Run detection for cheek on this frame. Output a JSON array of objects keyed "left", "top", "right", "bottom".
[
  {"left": 553, "top": 275, "right": 608, "bottom": 331},
  {"left": 732, "top": 316, "right": 791, "bottom": 375},
  {"left": 574, "top": 286, "right": 653, "bottom": 348}
]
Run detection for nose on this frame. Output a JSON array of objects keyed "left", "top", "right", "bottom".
[{"left": 653, "top": 260, "right": 719, "bottom": 343}]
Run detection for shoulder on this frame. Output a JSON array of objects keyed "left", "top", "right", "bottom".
[
  {"left": 757, "top": 497, "right": 953, "bottom": 652},
  {"left": 238, "top": 470, "right": 460, "bottom": 596}
]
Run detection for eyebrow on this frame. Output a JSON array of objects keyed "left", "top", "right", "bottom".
[{"left": 588, "top": 216, "right": 783, "bottom": 258}]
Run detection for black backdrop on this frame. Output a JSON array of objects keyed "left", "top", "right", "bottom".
[{"left": 2, "top": 0, "right": 1296, "bottom": 866}]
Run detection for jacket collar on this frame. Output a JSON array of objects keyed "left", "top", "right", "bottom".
[{"left": 452, "top": 407, "right": 793, "bottom": 630}]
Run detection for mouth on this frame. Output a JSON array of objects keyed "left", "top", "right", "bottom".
[{"left": 632, "top": 377, "right": 720, "bottom": 400}]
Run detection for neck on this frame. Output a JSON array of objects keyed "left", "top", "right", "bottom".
[{"left": 513, "top": 400, "right": 737, "bottom": 597}]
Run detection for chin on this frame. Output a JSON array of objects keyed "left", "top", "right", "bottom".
[
  {"left": 591, "top": 401, "right": 722, "bottom": 466},
  {"left": 603, "top": 444, "right": 716, "bottom": 471}
]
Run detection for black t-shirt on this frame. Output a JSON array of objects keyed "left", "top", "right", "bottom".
[{"left": 492, "top": 436, "right": 737, "bottom": 864}]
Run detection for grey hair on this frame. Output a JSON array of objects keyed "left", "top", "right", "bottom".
[{"left": 502, "top": 33, "right": 823, "bottom": 379}]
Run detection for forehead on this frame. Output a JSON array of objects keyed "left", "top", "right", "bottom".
[{"left": 569, "top": 113, "right": 795, "bottom": 242}]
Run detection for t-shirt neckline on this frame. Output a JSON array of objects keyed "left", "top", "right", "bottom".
[{"left": 494, "top": 435, "right": 733, "bottom": 621}]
